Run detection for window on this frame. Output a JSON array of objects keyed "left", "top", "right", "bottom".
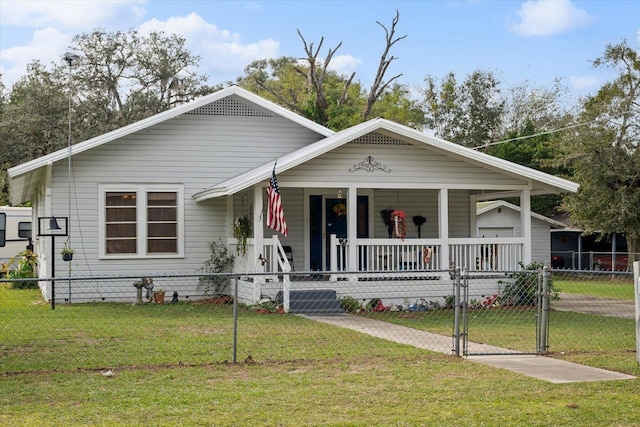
[
  {"left": 106, "top": 192, "right": 137, "bottom": 254},
  {"left": 147, "top": 192, "right": 177, "bottom": 253},
  {"left": 100, "top": 185, "right": 183, "bottom": 258}
]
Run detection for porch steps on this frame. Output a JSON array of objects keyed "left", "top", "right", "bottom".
[{"left": 276, "top": 289, "right": 344, "bottom": 315}]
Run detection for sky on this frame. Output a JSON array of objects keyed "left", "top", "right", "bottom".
[{"left": 1, "top": 0, "right": 639, "bottom": 105}]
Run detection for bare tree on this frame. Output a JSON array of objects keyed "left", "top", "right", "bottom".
[
  {"left": 293, "top": 10, "right": 405, "bottom": 124},
  {"left": 363, "top": 10, "right": 406, "bottom": 119}
]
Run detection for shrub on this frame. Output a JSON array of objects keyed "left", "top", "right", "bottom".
[
  {"left": 500, "top": 261, "right": 560, "bottom": 306},
  {"left": 340, "top": 296, "right": 362, "bottom": 313},
  {"left": 2, "top": 250, "right": 39, "bottom": 289},
  {"left": 198, "top": 240, "right": 235, "bottom": 296}
]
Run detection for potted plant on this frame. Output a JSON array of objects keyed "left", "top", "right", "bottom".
[
  {"left": 153, "top": 289, "right": 166, "bottom": 304},
  {"left": 233, "top": 214, "right": 252, "bottom": 255},
  {"left": 61, "top": 242, "right": 74, "bottom": 261}
]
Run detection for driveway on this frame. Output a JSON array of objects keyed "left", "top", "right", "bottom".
[{"left": 554, "top": 293, "right": 636, "bottom": 319}]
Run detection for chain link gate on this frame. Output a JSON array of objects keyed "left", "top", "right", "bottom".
[{"left": 452, "top": 266, "right": 551, "bottom": 356}]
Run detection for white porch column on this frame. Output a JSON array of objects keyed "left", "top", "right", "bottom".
[
  {"left": 521, "top": 188, "right": 532, "bottom": 265},
  {"left": 253, "top": 185, "right": 265, "bottom": 287},
  {"left": 249, "top": 184, "right": 265, "bottom": 303},
  {"left": 470, "top": 194, "right": 478, "bottom": 237},
  {"left": 252, "top": 184, "right": 264, "bottom": 252},
  {"left": 226, "top": 195, "right": 234, "bottom": 238},
  {"left": 347, "top": 186, "right": 358, "bottom": 272},
  {"left": 439, "top": 189, "right": 449, "bottom": 269}
]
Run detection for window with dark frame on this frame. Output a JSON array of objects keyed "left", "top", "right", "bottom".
[
  {"left": 105, "top": 192, "right": 137, "bottom": 254},
  {"left": 147, "top": 192, "right": 177, "bottom": 253}
]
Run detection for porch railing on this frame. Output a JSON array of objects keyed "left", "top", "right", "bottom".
[
  {"left": 239, "top": 235, "right": 524, "bottom": 275},
  {"left": 330, "top": 236, "right": 524, "bottom": 274},
  {"left": 449, "top": 238, "right": 524, "bottom": 272}
]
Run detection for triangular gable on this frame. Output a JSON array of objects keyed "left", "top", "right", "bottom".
[
  {"left": 192, "top": 118, "right": 579, "bottom": 201},
  {"left": 8, "top": 86, "right": 334, "bottom": 205},
  {"left": 477, "top": 200, "right": 569, "bottom": 229}
]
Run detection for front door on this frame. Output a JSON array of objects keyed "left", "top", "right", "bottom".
[
  {"left": 309, "top": 195, "right": 369, "bottom": 271},
  {"left": 325, "top": 198, "right": 347, "bottom": 270}
]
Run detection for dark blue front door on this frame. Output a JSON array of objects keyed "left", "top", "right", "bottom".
[{"left": 325, "top": 198, "right": 347, "bottom": 270}]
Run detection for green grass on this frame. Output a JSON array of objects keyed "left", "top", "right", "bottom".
[
  {"left": 1, "top": 356, "right": 639, "bottom": 426},
  {"left": 555, "top": 277, "right": 634, "bottom": 300},
  {"left": 2, "top": 284, "right": 640, "bottom": 426}
]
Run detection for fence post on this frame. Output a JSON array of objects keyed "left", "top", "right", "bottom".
[
  {"left": 538, "top": 266, "right": 550, "bottom": 354},
  {"left": 453, "top": 266, "right": 461, "bottom": 356},
  {"left": 232, "top": 276, "right": 238, "bottom": 364},
  {"left": 634, "top": 261, "right": 640, "bottom": 365}
]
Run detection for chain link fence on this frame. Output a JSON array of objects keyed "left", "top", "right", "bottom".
[{"left": 1, "top": 266, "right": 636, "bottom": 375}]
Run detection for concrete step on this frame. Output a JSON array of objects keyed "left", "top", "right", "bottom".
[{"left": 277, "top": 289, "right": 345, "bottom": 315}]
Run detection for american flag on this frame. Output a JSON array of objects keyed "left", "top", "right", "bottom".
[{"left": 266, "top": 162, "right": 288, "bottom": 236}]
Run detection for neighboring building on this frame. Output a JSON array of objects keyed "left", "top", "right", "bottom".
[
  {"left": 0, "top": 206, "right": 32, "bottom": 265},
  {"left": 551, "top": 229, "right": 629, "bottom": 270},
  {"left": 8, "top": 86, "right": 579, "bottom": 304},
  {"left": 476, "top": 200, "right": 567, "bottom": 267}
]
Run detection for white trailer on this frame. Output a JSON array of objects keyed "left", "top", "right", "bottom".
[{"left": 0, "top": 206, "right": 33, "bottom": 265}]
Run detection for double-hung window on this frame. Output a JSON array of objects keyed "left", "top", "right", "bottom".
[{"left": 100, "top": 185, "right": 183, "bottom": 258}]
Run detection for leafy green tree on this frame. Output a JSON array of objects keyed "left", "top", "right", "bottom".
[
  {"left": 236, "top": 11, "right": 412, "bottom": 130},
  {"left": 421, "top": 72, "right": 461, "bottom": 141},
  {"left": 0, "top": 62, "right": 69, "bottom": 203},
  {"left": 559, "top": 40, "right": 640, "bottom": 268},
  {"left": 421, "top": 70, "right": 504, "bottom": 148},
  {"left": 70, "top": 28, "right": 216, "bottom": 132},
  {"left": 488, "top": 119, "right": 570, "bottom": 217},
  {"left": 0, "top": 29, "right": 214, "bottom": 204}
]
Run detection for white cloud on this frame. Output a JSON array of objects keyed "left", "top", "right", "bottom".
[
  {"left": 0, "top": 0, "right": 146, "bottom": 29},
  {"left": 0, "top": 0, "right": 147, "bottom": 88},
  {"left": 507, "top": 0, "right": 592, "bottom": 37},
  {"left": 0, "top": 27, "right": 70, "bottom": 86},
  {"left": 327, "top": 55, "right": 362, "bottom": 77},
  {"left": 569, "top": 75, "right": 600, "bottom": 92},
  {"left": 138, "top": 13, "right": 280, "bottom": 81}
]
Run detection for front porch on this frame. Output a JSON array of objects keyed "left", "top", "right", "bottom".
[
  {"left": 231, "top": 235, "right": 522, "bottom": 312},
  {"left": 244, "top": 235, "right": 524, "bottom": 276}
]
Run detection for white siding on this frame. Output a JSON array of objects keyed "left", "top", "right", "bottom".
[
  {"left": 46, "top": 109, "right": 324, "bottom": 279},
  {"left": 372, "top": 190, "right": 439, "bottom": 238},
  {"left": 448, "top": 191, "right": 471, "bottom": 238},
  {"left": 280, "top": 141, "right": 528, "bottom": 189},
  {"left": 477, "top": 207, "right": 552, "bottom": 265},
  {"left": 531, "top": 220, "right": 551, "bottom": 265}
]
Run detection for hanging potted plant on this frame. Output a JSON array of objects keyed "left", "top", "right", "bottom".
[
  {"left": 233, "top": 215, "right": 252, "bottom": 255},
  {"left": 61, "top": 242, "right": 74, "bottom": 261}
]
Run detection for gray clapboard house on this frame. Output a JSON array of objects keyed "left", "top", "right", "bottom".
[{"left": 8, "top": 86, "right": 579, "bottom": 306}]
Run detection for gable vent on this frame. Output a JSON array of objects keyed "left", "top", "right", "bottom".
[
  {"left": 349, "top": 131, "right": 410, "bottom": 145},
  {"left": 186, "top": 96, "right": 273, "bottom": 117}
]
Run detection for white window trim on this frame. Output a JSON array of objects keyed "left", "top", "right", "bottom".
[{"left": 98, "top": 184, "right": 185, "bottom": 259}]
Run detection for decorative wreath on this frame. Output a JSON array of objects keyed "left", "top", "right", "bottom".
[
  {"left": 390, "top": 209, "right": 406, "bottom": 240},
  {"left": 333, "top": 203, "right": 347, "bottom": 218}
]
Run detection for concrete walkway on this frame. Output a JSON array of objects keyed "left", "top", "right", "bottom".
[{"left": 305, "top": 314, "right": 636, "bottom": 384}]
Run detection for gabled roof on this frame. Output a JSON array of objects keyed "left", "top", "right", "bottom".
[
  {"left": 8, "top": 86, "right": 334, "bottom": 205},
  {"left": 477, "top": 200, "right": 569, "bottom": 229},
  {"left": 192, "top": 118, "right": 580, "bottom": 201}
]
